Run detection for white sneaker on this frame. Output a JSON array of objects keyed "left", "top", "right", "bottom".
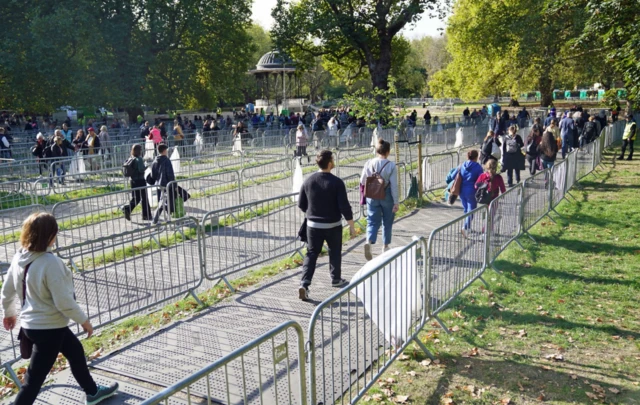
[
  {"left": 298, "top": 286, "right": 309, "bottom": 300},
  {"left": 364, "top": 242, "right": 372, "bottom": 261}
]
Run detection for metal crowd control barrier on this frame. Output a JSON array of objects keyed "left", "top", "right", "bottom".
[
  {"left": 0, "top": 180, "right": 34, "bottom": 210},
  {"left": 487, "top": 184, "right": 524, "bottom": 270},
  {"left": 200, "top": 192, "right": 304, "bottom": 289},
  {"left": 1, "top": 204, "right": 47, "bottom": 273},
  {"left": 140, "top": 320, "right": 307, "bottom": 405},
  {"left": 51, "top": 184, "right": 166, "bottom": 260},
  {"left": 521, "top": 168, "right": 551, "bottom": 239},
  {"left": 550, "top": 158, "right": 568, "bottom": 213},
  {"left": 425, "top": 206, "right": 488, "bottom": 328},
  {"left": 422, "top": 151, "right": 458, "bottom": 196},
  {"left": 307, "top": 239, "right": 432, "bottom": 405},
  {"left": 56, "top": 216, "right": 204, "bottom": 333},
  {"left": 165, "top": 170, "right": 242, "bottom": 221},
  {"left": 240, "top": 157, "right": 292, "bottom": 202}
]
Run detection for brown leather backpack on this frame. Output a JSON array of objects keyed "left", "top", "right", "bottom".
[{"left": 365, "top": 161, "right": 391, "bottom": 200}]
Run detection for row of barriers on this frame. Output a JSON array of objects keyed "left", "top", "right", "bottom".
[{"left": 136, "top": 120, "right": 625, "bottom": 405}]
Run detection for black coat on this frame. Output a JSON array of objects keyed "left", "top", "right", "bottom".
[
  {"left": 501, "top": 135, "right": 525, "bottom": 170},
  {"left": 480, "top": 137, "right": 501, "bottom": 165}
]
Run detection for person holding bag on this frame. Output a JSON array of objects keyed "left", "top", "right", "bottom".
[
  {"left": 456, "top": 150, "right": 483, "bottom": 237},
  {"left": 480, "top": 130, "right": 501, "bottom": 165},
  {"left": 1, "top": 213, "right": 118, "bottom": 405},
  {"left": 525, "top": 126, "right": 542, "bottom": 175},
  {"left": 360, "top": 138, "right": 399, "bottom": 261},
  {"left": 501, "top": 125, "right": 525, "bottom": 187}
]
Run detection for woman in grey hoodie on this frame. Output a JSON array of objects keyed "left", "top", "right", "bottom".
[{"left": 1, "top": 213, "right": 118, "bottom": 405}]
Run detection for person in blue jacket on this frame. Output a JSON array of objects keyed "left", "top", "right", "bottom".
[{"left": 458, "top": 150, "right": 483, "bottom": 237}]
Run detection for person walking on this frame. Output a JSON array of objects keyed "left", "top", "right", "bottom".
[
  {"left": 361, "top": 138, "right": 399, "bottom": 261},
  {"left": 501, "top": 125, "right": 525, "bottom": 187},
  {"left": 1, "top": 212, "right": 119, "bottom": 405},
  {"left": 538, "top": 130, "right": 559, "bottom": 171},
  {"left": 297, "top": 150, "right": 355, "bottom": 300},
  {"left": 480, "top": 130, "right": 501, "bottom": 165},
  {"left": 83, "top": 128, "right": 101, "bottom": 171},
  {"left": 559, "top": 112, "right": 575, "bottom": 159},
  {"left": 295, "top": 124, "right": 309, "bottom": 162},
  {"left": 0, "top": 127, "right": 11, "bottom": 159},
  {"left": 618, "top": 114, "right": 636, "bottom": 161},
  {"left": 148, "top": 124, "right": 163, "bottom": 145},
  {"left": 121, "top": 144, "right": 152, "bottom": 222},
  {"left": 458, "top": 150, "right": 483, "bottom": 237},
  {"left": 475, "top": 159, "right": 506, "bottom": 203},
  {"left": 172, "top": 120, "right": 184, "bottom": 147},
  {"left": 524, "top": 126, "right": 542, "bottom": 175},
  {"left": 150, "top": 144, "right": 176, "bottom": 224}
]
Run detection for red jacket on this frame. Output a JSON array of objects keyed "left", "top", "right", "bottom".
[{"left": 475, "top": 172, "right": 506, "bottom": 201}]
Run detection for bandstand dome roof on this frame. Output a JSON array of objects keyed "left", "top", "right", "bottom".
[{"left": 249, "top": 51, "right": 296, "bottom": 75}]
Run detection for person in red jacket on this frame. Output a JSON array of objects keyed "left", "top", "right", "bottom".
[{"left": 475, "top": 159, "right": 506, "bottom": 203}]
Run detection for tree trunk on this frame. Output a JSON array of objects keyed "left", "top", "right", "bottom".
[
  {"left": 538, "top": 74, "right": 554, "bottom": 107},
  {"left": 368, "top": 38, "right": 393, "bottom": 109}
]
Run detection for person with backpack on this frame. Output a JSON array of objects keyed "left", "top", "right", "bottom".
[
  {"left": 297, "top": 150, "right": 355, "bottom": 300},
  {"left": 456, "top": 150, "right": 483, "bottom": 237},
  {"left": 121, "top": 144, "right": 151, "bottom": 222},
  {"left": 559, "top": 112, "right": 575, "bottom": 158},
  {"left": 618, "top": 114, "right": 636, "bottom": 161},
  {"left": 501, "top": 125, "right": 525, "bottom": 187},
  {"left": 149, "top": 144, "right": 176, "bottom": 224},
  {"left": 525, "top": 126, "right": 542, "bottom": 175},
  {"left": 580, "top": 116, "right": 598, "bottom": 149},
  {"left": 360, "top": 138, "right": 399, "bottom": 261},
  {"left": 475, "top": 159, "right": 506, "bottom": 205},
  {"left": 1, "top": 213, "right": 119, "bottom": 405}
]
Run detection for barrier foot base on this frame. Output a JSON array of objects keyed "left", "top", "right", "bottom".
[
  {"left": 289, "top": 248, "right": 305, "bottom": 260},
  {"left": 4, "top": 364, "right": 21, "bottom": 388},
  {"left": 522, "top": 231, "right": 537, "bottom": 244},
  {"left": 188, "top": 290, "right": 204, "bottom": 307},
  {"left": 545, "top": 213, "right": 557, "bottom": 224},
  {"left": 478, "top": 276, "right": 490, "bottom": 288},
  {"left": 412, "top": 336, "right": 435, "bottom": 360},
  {"left": 222, "top": 277, "right": 235, "bottom": 293},
  {"left": 566, "top": 191, "right": 578, "bottom": 202},
  {"left": 434, "top": 315, "right": 452, "bottom": 335},
  {"left": 490, "top": 262, "right": 503, "bottom": 274}
]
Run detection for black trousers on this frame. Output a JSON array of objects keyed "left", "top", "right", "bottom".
[
  {"left": 15, "top": 327, "right": 97, "bottom": 405},
  {"left": 127, "top": 178, "right": 152, "bottom": 220},
  {"left": 507, "top": 168, "right": 521, "bottom": 186},
  {"left": 620, "top": 139, "right": 634, "bottom": 159},
  {"left": 301, "top": 225, "right": 343, "bottom": 288},
  {"left": 526, "top": 154, "right": 538, "bottom": 176}
]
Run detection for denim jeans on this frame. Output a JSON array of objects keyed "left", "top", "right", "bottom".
[
  {"left": 459, "top": 191, "right": 477, "bottom": 230},
  {"left": 366, "top": 188, "right": 395, "bottom": 245},
  {"left": 561, "top": 135, "right": 571, "bottom": 159},
  {"left": 541, "top": 160, "right": 554, "bottom": 170}
]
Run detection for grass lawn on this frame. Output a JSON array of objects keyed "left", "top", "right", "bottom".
[{"left": 365, "top": 148, "right": 640, "bottom": 404}]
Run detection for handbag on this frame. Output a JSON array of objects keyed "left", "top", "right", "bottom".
[
  {"left": 359, "top": 184, "right": 366, "bottom": 205},
  {"left": 172, "top": 196, "right": 185, "bottom": 219},
  {"left": 18, "top": 263, "right": 33, "bottom": 359},
  {"left": 491, "top": 141, "right": 501, "bottom": 158},
  {"left": 449, "top": 166, "right": 463, "bottom": 197},
  {"left": 297, "top": 218, "right": 308, "bottom": 243},
  {"left": 364, "top": 161, "right": 390, "bottom": 200}
]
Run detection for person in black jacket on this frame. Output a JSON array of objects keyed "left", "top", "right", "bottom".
[
  {"left": 501, "top": 125, "right": 525, "bottom": 186},
  {"left": 480, "top": 130, "right": 501, "bottom": 165},
  {"left": 297, "top": 150, "right": 356, "bottom": 300},
  {"left": 150, "top": 144, "right": 176, "bottom": 224},
  {"left": 121, "top": 144, "right": 151, "bottom": 221}
]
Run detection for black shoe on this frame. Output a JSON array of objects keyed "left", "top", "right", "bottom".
[
  {"left": 331, "top": 279, "right": 349, "bottom": 288},
  {"left": 122, "top": 207, "right": 131, "bottom": 221},
  {"left": 298, "top": 286, "right": 309, "bottom": 300},
  {"left": 627, "top": 157, "right": 633, "bottom": 161},
  {"left": 617, "top": 156, "right": 624, "bottom": 160}
]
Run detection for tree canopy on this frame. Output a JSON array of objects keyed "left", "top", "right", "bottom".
[
  {"left": 270, "top": 0, "right": 441, "bottom": 96},
  {"left": 0, "top": 0, "right": 255, "bottom": 113}
]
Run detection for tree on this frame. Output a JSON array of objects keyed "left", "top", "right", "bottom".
[
  {"left": 566, "top": 0, "right": 640, "bottom": 106},
  {"left": 270, "top": 0, "right": 440, "bottom": 99},
  {"left": 429, "top": 0, "right": 594, "bottom": 106}
]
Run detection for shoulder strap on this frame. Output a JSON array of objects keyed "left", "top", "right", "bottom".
[
  {"left": 22, "top": 263, "right": 32, "bottom": 307},
  {"left": 374, "top": 160, "right": 391, "bottom": 175}
]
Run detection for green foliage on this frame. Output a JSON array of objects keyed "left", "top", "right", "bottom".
[
  {"left": 271, "top": 0, "right": 438, "bottom": 93},
  {"left": 430, "top": 0, "right": 595, "bottom": 106},
  {"left": 340, "top": 79, "right": 403, "bottom": 126},
  {"left": 0, "top": 0, "right": 255, "bottom": 112},
  {"left": 601, "top": 89, "right": 621, "bottom": 110}
]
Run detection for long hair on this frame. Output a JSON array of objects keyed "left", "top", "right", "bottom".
[{"left": 539, "top": 131, "right": 558, "bottom": 158}]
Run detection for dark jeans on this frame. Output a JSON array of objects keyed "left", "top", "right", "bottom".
[
  {"left": 301, "top": 225, "right": 343, "bottom": 288},
  {"left": 127, "top": 178, "right": 152, "bottom": 220},
  {"left": 296, "top": 145, "right": 308, "bottom": 157},
  {"left": 620, "top": 139, "right": 634, "bottom": 159},
  {"left": 15, "top": 327, "right": 97, "bottom": 405},
  {"left": 507, "top": 168, "right": 520, "bottom": 186},
  {"left": 526, "top": 154, "right": 538, "bottom": 176}
]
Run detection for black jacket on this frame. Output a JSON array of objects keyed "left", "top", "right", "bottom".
[
  {"left": 151, "top": 155, "right": 175, "bottom": 187},
  {"left": 501, "top": 135, "right": 525, "bottom": 170}
]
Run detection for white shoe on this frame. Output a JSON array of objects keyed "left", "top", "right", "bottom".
[
  {"left": 364, "top": 242, "right": 372, "bottom": 261},
  {"left": 298, "top": 286, "right": 309, "bottom": 300}
]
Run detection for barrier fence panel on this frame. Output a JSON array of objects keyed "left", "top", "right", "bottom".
[
  {"left": 165, "top": 170, "right": 242, "bottom": 221},
  {"left": 0, "top": 180, "right": 33, "bottom": 210},
  {"left": 488, "top": 184, "right": 524, "bottom": 266},
  {"left": 188, "top": 151, "right": 245, "bottom": 174},
  {"left": 240, "top": 158, "right": 292, "bottom": 202},
  {"left": 521, "top": 168, "right": 551, "bottom": 232},
  {"left": 140, "top": 321, "right": 307, "bottom": 405},
  {"left": 55, "top": 217, "right": 203, "bottom": 333},
  {"left": 426, "top": 206, "right": 488, "bottom": 321},
  {"left": 576, "top": 141, "right": 596, "bottom": 181},
  {"left": 1, "top": 204, "right": 47, "bottom": 273},
  {"left": 307, "top": 240, "right": 427, "bottom": 405},
  {"left": 550, "top": 158, "right": 568, "bottom": 209},
  {"left": 51, "top": 185, "right": 166, "bottom": 259},
  {"left": 422, "top": 152, "right": 458, "bottom": 194},
  {"left": 565, "top": 150, "right": 578, "bottom": 192},
  {"left": 201, "top": 193, "right": 304, "bottom": 281}
]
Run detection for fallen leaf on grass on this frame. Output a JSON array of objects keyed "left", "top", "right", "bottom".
[
  {"left": 393, "top": 395, "right": 409, "bottom": 403},
  {"left": 517, "top": 290, "right": 525, "bottom": 296},
  {"left": 500, "top": 398, "right": 513, "bottom": 405},
  {"left": 609, "top": 388, "right": 620, "bottom": 394},
  {"left": 450, "top": 325, "right": 460, "bottom": 332},
  {"left": 570, "top": 374, "right": 577, "bottom": 380},
  {"left": 537, "top": 393, "right": 546, "bottom": 401},
  {"left": 407, "top": 371, "right": 417, "bottom": 377},
  {"left": 544, "top": 354, "right": 564, "bottom": 361},
  {"left": 420, "top": 359, "right": 432, "bottom": 367},
  {"left": 398, "top": 354, "right": 410, "bottom": 361},
  {"left": 523, "top": 262, "right": 532, "bottom": 268},
  {"left": 517, "top": 329, "right": 527, "bottom": 338},
  {"left": 612, "top": 335, "right": 621, "bottom": 340},
  {"left": 585, "top": 392, "right": 598, "bottom": 399}
]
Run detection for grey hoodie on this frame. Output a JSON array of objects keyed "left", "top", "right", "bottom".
[{"left": 1, "top": 249, "right": 87, "bottom": 329}]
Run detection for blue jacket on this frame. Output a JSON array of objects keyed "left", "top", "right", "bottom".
[
  {"left": 560, "top": 117, "right": 575, "bottom": 138},
  {"left": 459, "top": 160, "right": 483, "bottom": 196}
]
